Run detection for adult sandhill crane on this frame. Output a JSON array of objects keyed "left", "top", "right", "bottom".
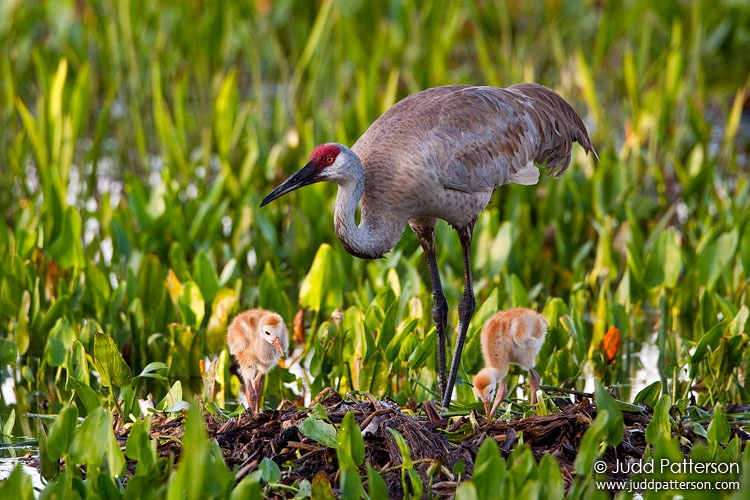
[
  {"left": 473, "top": 308, "right": 547, "bottom": 420},
  {"left": 261, "top": 83, "right": 594, "bottom": 407},
  {"left": 227, "top": 309, "right": 288, "bottom": 412}
]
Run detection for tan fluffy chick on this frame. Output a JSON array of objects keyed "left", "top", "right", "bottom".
[
  {"left": 473, "top": 308, "right": 547, "bottom": 420},
  {"left": 227, "top": 309, "right": 288, "bottom": 412}
]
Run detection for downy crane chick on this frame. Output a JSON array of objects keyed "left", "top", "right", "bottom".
[
  {"left": 473, "top": 308, "right": 547, "bottom": 420},
  {"left": 227, "top": 309, "right": 288, "bottom": 412}
]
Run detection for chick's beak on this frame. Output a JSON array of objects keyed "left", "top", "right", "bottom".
[
  {"left": 271, "top": 337, "right": 284, "bottom": 355},
  {"left": 483, "top": 400, "right": 492, "bottom": 422}
]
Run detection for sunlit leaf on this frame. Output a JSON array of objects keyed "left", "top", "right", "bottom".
[
  {"left": 299, "top": 243, "right": 343, "bottom": 314},
  {"left": 48, "top": 207, "right": 85, "bottom": 270},
  {"left": 299, "top": 415, "right": 338, "bottom": 448},
  {"left": 0, "top": 464, "right": 34, "bottom": 500},
  {"left": 707, "top": 406, "right": 730, "bottom": 444},
  {"left": 178, "top": 281, "right": 205, "bottom": 329},
  {"left": 698, "top": 229, "right": 738, "bottom": 289},
  {"left": 633, "top": 381, "right": 662, "bottom": 407},
  {"left": 646, "top": 395, "right": 672, "bottom": 445},
  {"left": 94, "top": 332, "right": 132, "bottom": 387},
  {"left": 337, "top": 411, "right": 365, "bottom": 468},
  {"left": 259, "top": 457, "right": 281, "bottom": 484},
  {"left": 46, "top": 317, "right": 76, "bottom": 367}
]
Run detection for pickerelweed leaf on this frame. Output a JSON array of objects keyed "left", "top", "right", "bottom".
[
  {"left": 46, "top": 317, "right": 76, "bottom": 367},
  {"left": 259, "top": 457, "right": 281, "bottom": 484},
  {"left": 177, "top": 281, "right": 205, "bottom": 329},
  {"left": 47, "top": 404, "right": 78, "bottom": 460},
  {"left": 94, "top": 332, "right": 132, "bottom": 387},
  {"left": 707, "top": 405, "right": 730, "bottom": 444},
  {"left": 299, "top": 415, "right": 338, "bottom": 448},
  {"left": 337, "top": 411, "right": 365, "bottom": 468},
  {"left": 633, "top": 380, "right": 662, "bottom": 408},
  {"left": 646, "top": 395, "right": 673, "bottom": 445}
]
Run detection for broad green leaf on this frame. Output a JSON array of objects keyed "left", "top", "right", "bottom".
[
  {"left": 0, "top": 464, "right": 34, "bottom": 500},
  {"left": 178, "top": 281, "right": 205, "bottom": 329},
  {"left": 229, "top": 476, "right": 263, "bottom": 500},
  {"left": 48, "top": 207, "right": 85, "bottom": 270},
  {"left": 299, "top": 244, "right": 343, "bottom": 314},
  {"left": 259, "top": 457, "right": 281, "bottom": 484},
  {"left": 206, "top": 288, "right": 237, "bottom": 354},
  {"left": 367, "top": 465, "right": 387, "bottom": 499},
  {"left": 299, "top": 415, "right": 338, "bottom": 448},
  {"left": 2, "top": 409, "right": 15, "bottom": 437},
  {"left": 193, "top": 250, "right": 219, "bottom": 305},
  {"left": 539, "top": 454, "right": 564, "bottom": 500},
  {"left": 573, "top": 409, "right": 608, "bottom": 475},
  {"left": 337, "top": 411, "right": 365, "bottom": 468},
  {"left": 646, "top": 395, "right": 672, "bottom": 445},
  {"left": 67, "top": 377, "right": 102, "bottom": 413},
  {"left": 690, "top": 321, "right": 725, "bottom": 376},
  {"left": 574, "top": 381, "right": 624, "bottom": 475},
  {"left": 70, "top": 406, "right": 124, "bottom": 476},
  {"left": 309, "top": 403, "right": 330, "bottom": 421},
  {"left": 633, "top": 381, "right": 662, "bottom": 407},
  {"left": 157, "top": 381, "right": 183, "bottom": 411},
  {"left": 359, "top": 350, "right": 389, "bottom": 395},
  {"left": 707, "top": 406, "right": 730, "bottom": 444},
  {"left": 594, "top": 381, "right": 624, "bottom": 447},
  {"left": 139, "top": 253, "right": 167, "bottom": 317},
  {"left": 407, "top": 328, "right": 436, "bottom": 370},
  {"left": 47, "top": 404, "right": 78, "bottom": 460},
  {"left": 0, "top": 338, "right": 17, "bottom": 365},
  {"left": 66, "top": 340, "right": 89, "bottom": 388},
  {"left": 387, "top": 428, "right": 413, "bottom": 468},
  {"left": 472, "top": 437, "right": 505, "bottom": 499},
  {"left": 166, "top": 400, "right": 233, "bottom": 500},
  {"left": 46, "top": 317, "right": 76, "bottom": 367},
  {"left": 15, "top": 291, "right": 31, "bottom": 355},
  {"left": 125, "top": 418, "right": 156, "bottom": 467},
  {"left": 94, "top": 332, "right": 132, "bottom": 387},
  {"left": 644, "top": 228, "right": 683, "bottom": 288},
  {"left": 698, "top": 229, "right": 738, "bottom": 289},
  {"left": 455, "top": 482, "right": 478, "bottom": 500},
  {"left": 339, "top": 466, "right": 363, "bottom": 499}
]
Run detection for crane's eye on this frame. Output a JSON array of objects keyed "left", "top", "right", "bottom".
[
  {"left": 325, "top": 155, "right": 334, "bottom": 165},
  {"left": 264, "top": 329, "right": 272, "bottom": 336}
]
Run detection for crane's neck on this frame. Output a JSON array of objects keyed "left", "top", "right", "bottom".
[{"left": 332, "top": 155, "right": 403, "bottom": 259}]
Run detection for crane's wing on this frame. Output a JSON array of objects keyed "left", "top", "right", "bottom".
[
  {"left": 440, "top": 84, "right": 595, "bottom": 193},
  {"left": 358, "top": 85, "right": 595, "bottom": 194}
]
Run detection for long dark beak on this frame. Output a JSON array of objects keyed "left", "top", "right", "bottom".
[{"left": 260, "top": 161, "right": 319, "bottom": 207}]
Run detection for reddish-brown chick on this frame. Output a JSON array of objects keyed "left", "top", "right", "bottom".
[
  {"left": 473, "top": 308, "right": 547, "bottom": 420},
  {"left": 227, "top": 309, "right": 288, "bottom": 412}
]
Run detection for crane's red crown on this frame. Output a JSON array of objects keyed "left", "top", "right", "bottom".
[{"left": 310, "top": 144, "right": 341, "bottom": 168}]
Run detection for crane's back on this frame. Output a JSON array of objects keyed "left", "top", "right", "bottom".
[{"left": 351, "top": 84, "right": 594, "bottom": 226}]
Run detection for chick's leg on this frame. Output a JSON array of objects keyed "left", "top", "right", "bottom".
[{"left": 528, "top": 368, "right": 541, "bottom": 407}]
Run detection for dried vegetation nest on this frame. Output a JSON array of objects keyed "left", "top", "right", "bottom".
[{"left": 115, "top": 388, "right": 750, "bottom": 498}]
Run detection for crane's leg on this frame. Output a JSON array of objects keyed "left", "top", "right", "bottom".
[
  {"left": 443, "top": 223, "right": 476, "bottom": 407},
  {"left": 414, "top": 223, "right": 449, "bottom": 400}
]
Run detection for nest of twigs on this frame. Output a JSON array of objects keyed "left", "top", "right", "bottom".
[{"left": 114, "top": 388, "right": 749, "bottom": 498}]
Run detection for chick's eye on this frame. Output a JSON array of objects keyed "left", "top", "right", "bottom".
[{"left": 325, "top": 155, "right": 334, "bottom": 165}]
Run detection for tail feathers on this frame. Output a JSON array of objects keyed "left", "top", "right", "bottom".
[{"left": 507, "top": 83, "right": 596, "bottom": 177}]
